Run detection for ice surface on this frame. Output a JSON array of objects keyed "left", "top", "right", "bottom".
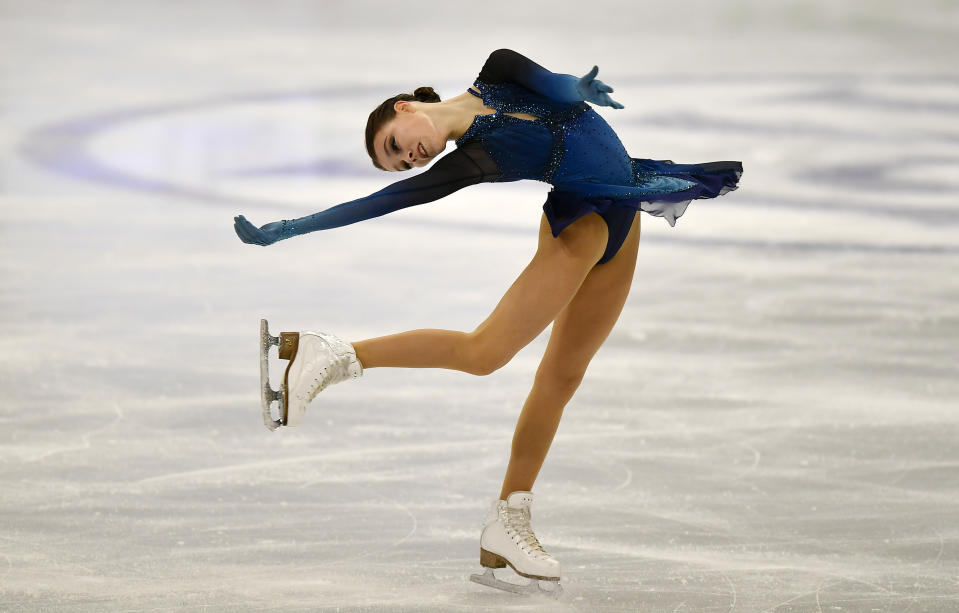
[{"left": 1, "top": 1, "right": 958, "bottom": 611}]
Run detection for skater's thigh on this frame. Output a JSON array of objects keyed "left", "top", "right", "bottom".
[
  {"left": 538, "top": 214, "right": 641, "bottom": 383},
  {"left": 469, "top": 212, "right": 608, "bottom": 352},
  {"left": 536, "top": 211, "right": 608, "bottom": 262}
]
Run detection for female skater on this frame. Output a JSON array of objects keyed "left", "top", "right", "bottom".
[{"left": 234, "top": 49, "right": 741, "bottom": 593}]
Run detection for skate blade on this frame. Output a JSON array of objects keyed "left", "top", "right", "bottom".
[
  {"left": 259, "top": 319, "right": 283, "bottom": 431},
  {"left": 469, "top": 568, "right": 563, "bottom": 599}
]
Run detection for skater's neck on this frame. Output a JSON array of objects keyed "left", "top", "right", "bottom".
[{"left": 416, "top": 92, "right": 494, "bottom": 142}]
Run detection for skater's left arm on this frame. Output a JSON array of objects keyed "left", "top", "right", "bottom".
[
  {"left": 233, "top": 143, "right": 498, "bottom": 246},
  {"left": 478, "top": 48, "right": 623, "bottom": 109}
]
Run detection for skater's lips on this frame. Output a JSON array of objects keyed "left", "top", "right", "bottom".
[{"left": 418, "top": 143, "right": 428, "bottom": 159}]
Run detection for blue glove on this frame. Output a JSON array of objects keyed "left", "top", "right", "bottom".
[
  {"left": 576, "top": 66, "right": 623, "bottom": 109},
  {"left": 233, "top": 215, "right": 293, "bottom": 246}
]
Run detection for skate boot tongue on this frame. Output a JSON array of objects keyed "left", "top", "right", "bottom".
[{"left": 505, "top": 491, "right": 534, "bottom": 511}]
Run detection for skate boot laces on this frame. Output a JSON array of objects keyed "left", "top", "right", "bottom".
[
  {"left": 505, "top": 506, "right": 550, "bottom": 559},
  {"left": 306, "top": 354, "right": 350, "bottom": 402},
  {"left": 301, "top": 334, "right": 356, "bottom": 403}
]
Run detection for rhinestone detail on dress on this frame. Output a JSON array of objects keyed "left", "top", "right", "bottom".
[{"left": 457, "top": 80, "right": 589, "bottom": 185}]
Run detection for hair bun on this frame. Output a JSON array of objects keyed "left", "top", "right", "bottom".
[{"left": 412, "top": 86, "right": 441, "bottom": 103}]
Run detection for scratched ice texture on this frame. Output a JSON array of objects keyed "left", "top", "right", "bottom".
[{"left": 1, "top": 1, "right": 958, "bottom": 611}]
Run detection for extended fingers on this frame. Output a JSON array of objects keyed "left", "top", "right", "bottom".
[
  {"left": 233, "top": 215, "right": 252, "bottom": 242},
  {"left": 581, "top": 71, "right": 624, "bottom": 109},
  {"left": 594, "top": 79, "right": 614, "bottom": 94},
  {"left": 234, "top": 215, "right": 266, "bottom": 245},
  {"left": 592, "top": 79, "right": 623, "bottom": 109}
]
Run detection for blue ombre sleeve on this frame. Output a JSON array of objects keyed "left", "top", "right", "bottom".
[
  {"left": 284, "top": 145, "right": 498, "bottom": 237},
  {"left": 234, "top": 143, "right": 500, "bottom": 245},
  {"left": 477, "top": 49, "right": 582, "bottom": 103}
]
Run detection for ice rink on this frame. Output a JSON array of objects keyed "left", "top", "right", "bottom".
[{"left": 2, "top": 1, "right": 958, "bottom": 611}]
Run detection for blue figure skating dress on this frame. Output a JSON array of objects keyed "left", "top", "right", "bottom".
[{"left": 235, "top": 49, "right": 742, "bottom": 264}]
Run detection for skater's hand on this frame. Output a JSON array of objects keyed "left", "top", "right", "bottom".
[
  {"left": 233, "top": 215, "right": 289, "bottom": 246},
  {"left": 576, "top": 66, "right": 624, "bottom": 109}
]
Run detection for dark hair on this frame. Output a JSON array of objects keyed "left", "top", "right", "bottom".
[{"left": 365, "top": 86, "right": 441, "bottom": 171}]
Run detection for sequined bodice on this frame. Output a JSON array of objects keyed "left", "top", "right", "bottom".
[{"left": 455, "top": 78, "right": 636, "bottom": 188}]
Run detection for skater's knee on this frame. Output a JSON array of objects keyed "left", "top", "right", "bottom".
[
  {"left": 462, "top": 331, "right": 516, "bottom": 376},
  {"left": 466, "top": 349, "right": 512, "bottom": 377},
  {"left": 534, "top": 366, "right": 585, "bottom": 394}
]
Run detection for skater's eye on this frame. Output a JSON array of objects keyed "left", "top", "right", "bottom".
[{"left": 390, "top": 137, "right": 411, "bottom": 171}]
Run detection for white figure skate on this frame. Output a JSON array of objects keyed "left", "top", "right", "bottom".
[
  {"left": 259, "top": 319, "right": 362, "bottom": 430},
  {"left": 469, "top": 491, "right": 563, "bottom": 598}
]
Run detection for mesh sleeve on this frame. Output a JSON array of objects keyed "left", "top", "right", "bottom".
[{"left": 284, "top": 142, "right": 499, "bottom": 238}]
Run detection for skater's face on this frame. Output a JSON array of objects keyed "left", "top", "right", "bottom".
[{"left": 374, "top": 101, "right": 446, "bottom": 172}]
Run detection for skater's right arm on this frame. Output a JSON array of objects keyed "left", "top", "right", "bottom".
[
  {"left": 233, "top": 143, "right": 499, "bottom": 246},
  {"left": 478, "top": 49, "right": 624, "bottom": 110}
]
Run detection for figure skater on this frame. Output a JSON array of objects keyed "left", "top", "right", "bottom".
[{"left": 234, "top": 49, "right": 742, "bottom": 595}]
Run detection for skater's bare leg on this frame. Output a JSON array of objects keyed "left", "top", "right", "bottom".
[
  {"left": 499, "top": 214, "right": 641, "bottom": 499},
  {"left": 352, "top": 213, "right": 607, "bottom": 375}
]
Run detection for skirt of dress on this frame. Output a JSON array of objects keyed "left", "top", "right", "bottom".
[{"left": 543, "top": 159, "right": 743, "bottom": 264}]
